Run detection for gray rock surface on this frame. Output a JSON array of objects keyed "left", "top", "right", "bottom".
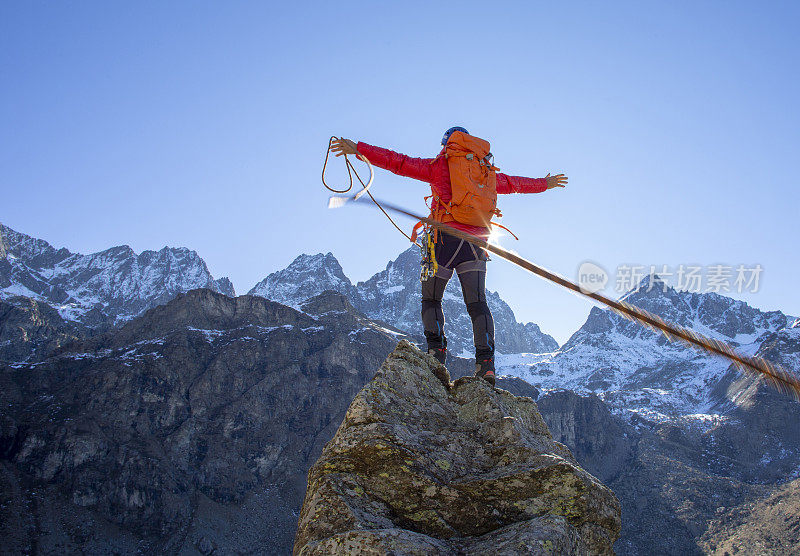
[
  {"left": 537, "top": 390, "right": 635, "bottom": 486},
  {"left": 0, "top": 296, "right": 86, "bottom": 363},
  {"left": 701, "top": 477, "right": 800, "bottom": 555},
  {"left": 294, "top": 341, "right": 621, "bottom": 555}
]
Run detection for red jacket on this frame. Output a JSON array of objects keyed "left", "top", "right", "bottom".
[{"left": 356, "top": 141, "right": 548, "bottom": 238}]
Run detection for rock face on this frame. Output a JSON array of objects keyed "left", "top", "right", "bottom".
[
  {"left": 536, "top": 379, "right": 800, "bottom": 554},
  {"left": 0, "top": 289, "right": 402, "bottom": 554},
  {"left": 0, "top": 223, "right": 234, "bottom": 330},
  {"left": 294, "top": 341, "right": 621, "bottom": 555},
  {"left": 0, "top": 296, "right": 86, "bottom": 362},
  {"left": 700, "top": 477, "right": 800, "bottom": 555},
  {"left": 537, "top": 391, "right": 635, "bottom": 486},
  {"left": 706, "top": 325, "right": 800, "bottom": 482}
]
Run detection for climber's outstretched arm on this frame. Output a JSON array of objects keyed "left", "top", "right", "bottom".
[
  {"left": 330, "top": 138, "right": 435, "bottom": 183},
  {"left": 497, "top": 172, "right": 567, "bottom": 194}
]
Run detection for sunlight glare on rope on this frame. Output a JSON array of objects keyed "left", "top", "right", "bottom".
[{"left": 328, "top": 196, "right": 348, "bottom": 209}]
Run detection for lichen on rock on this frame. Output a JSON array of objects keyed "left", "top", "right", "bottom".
[{"left": 294, "top": 340, "right": 621, "bottom": 555}]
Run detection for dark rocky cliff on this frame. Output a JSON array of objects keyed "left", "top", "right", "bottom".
[
  {"left": 0, "top": 296, "right": 86, "bottom": 362},
  {"left": 0, "top": 289, "right": 400, "bottom": 554},
  {"left": 536, "top": 377, "right": 800, "bottom": 555}
]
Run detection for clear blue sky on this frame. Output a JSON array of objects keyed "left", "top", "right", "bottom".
[{"left": 2, "top": 2, "right": 798, "bottom": 343}]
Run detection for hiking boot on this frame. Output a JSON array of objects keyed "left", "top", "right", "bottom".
[
  {"left": 475, "top": 357, "right": 495, "bottom": 386},
  {"left": 428, "top": 347, "right": 447, "bottom": 365}
]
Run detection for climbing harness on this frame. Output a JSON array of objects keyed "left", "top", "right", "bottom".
[{"left": 329, "top": 192, "right": 800, "bottom": 401}]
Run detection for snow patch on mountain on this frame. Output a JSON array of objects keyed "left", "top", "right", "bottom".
[{"left": 499, "top": 275, "right": 794, "bottom": 421}]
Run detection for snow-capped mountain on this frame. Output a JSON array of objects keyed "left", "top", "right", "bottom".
[
  {"left": 248, "top": 246, "right": 558, "bottom": 356},
  {"left": 0, "top": 223, "right": 556, "bottom": 357},
  {"left": 248, "top": 253, "right": 356, "bottom": 309},
  {"left": 499, "top": 274, "right": 795, "bottom": 418},
  {"left": 0, "top": 223, "right": 235, "bottom": 328}
]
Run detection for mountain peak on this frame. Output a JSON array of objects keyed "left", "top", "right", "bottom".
[
  {"left": 213, "top": 277, "right": 236, "bottom": 297},
  {"left": 0, "top": 223, "right": 66, "bottom": 264},
  {"left": 248, "top": 252, "right": 354, "bottom": 309},
  {"left": 291, "top": 251, "right": 340, "bottom": 269},
  {"left": 106, "top": 245, "right": 137, "bottom": 258},
  {"left": 619, "top": 273, "right": 676, "bottom": 301}
]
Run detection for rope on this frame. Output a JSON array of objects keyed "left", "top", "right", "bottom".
[
  {"left": 331, "top": 194, "right": 800, "bottom": 402},
  {"left": 322, "top": 136, "right": 373, "bottom": 195},
  {"left": 323, "top": 137, "right": 419, "bottom": 245}
]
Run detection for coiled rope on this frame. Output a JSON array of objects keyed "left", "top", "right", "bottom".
[{"left": 322, "top": 137, "right": 419, "bottom": 245}]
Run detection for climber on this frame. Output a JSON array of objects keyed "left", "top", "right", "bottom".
[{"left": 330, "top": 127, "right": 566, "bottom": 385}]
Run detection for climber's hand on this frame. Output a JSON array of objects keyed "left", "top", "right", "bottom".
[
  {"left": 330, "top": 138, "right": 359, "bottom": 157},
  {"left": 545, "top": 173, "right": 568, "bottom": 189}
]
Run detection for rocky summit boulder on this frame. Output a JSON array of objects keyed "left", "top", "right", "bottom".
[{"left": 294, "top": 340, "right": 621, "bottom": 555}]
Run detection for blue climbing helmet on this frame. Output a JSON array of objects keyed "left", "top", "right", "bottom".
[{"left": 441, "top": 126, "right": 469, "bottom": 146}]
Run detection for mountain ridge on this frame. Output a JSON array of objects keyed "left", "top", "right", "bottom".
[
  {"left": 500, "top": 274, "right": 796, "bottom": 420},
  {"left": 0, "top": 223, "right": 235, "bottom": 330}
]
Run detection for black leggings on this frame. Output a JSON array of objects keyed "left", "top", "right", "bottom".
[{"left": 421, "top": 232, "right": 494, "bottom": 360}]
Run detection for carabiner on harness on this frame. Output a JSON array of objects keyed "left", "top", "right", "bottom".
[{"left": 419, "top": 227, "right": 438, "bottom": 282}]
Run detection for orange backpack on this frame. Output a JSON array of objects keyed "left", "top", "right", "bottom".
[{"left": 436, "top": 130, "right": 500, "bottom": 228}]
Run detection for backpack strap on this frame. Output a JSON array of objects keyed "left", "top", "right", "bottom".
[{"left": 410, "top": 220, "right": 424, "bottom": 243}]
